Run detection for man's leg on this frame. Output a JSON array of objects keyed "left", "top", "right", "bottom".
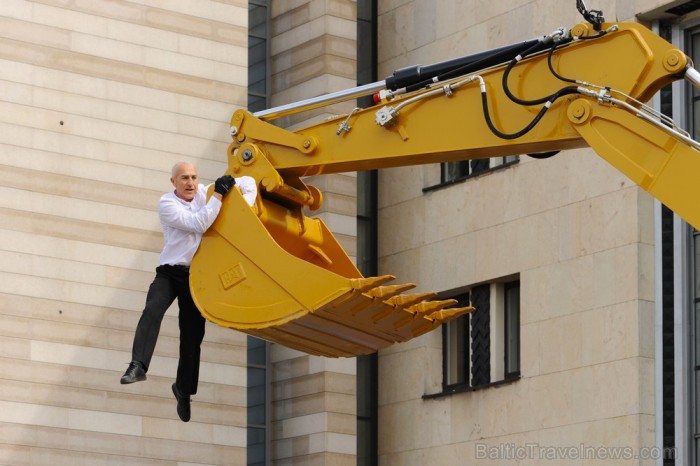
[
  {"left": 171, "top": 269, "right": 206, "bottom": 422},
  {"left": 175, "top": 286, "right": 206, "bottom": 395},
  {"left": 122, "top": 267, "right": 177, "bottom": 383}
]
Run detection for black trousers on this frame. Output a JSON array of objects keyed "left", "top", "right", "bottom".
[{"left": 131, "top": 264, "right": 205, "bottom": 396}]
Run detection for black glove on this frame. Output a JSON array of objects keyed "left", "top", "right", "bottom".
[{"left": 214, "top": 175, "right": 236, "bottom": 197}]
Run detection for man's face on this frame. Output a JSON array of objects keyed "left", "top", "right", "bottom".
[{"left": 171, "top": 163, "right": 198, "bottom": 202}]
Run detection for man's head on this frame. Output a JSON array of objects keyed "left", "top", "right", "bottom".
[{"left": 171, "top": 162, "right": 198, "bottom": 202}]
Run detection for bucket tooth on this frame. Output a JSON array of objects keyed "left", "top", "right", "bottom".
[
  {"left": 341, "top": 281, "right": 413, "bottom": 318},
  {"left": 321, "top": 284, "right": 396, "bottom": 323},
  {"left": 329, "top": 289, "right": 379, "bottom": 316},
  {"left": 426, "top": 306, "right": 475, "bottom": 323},
  {"left": 350, "top": 275, "right": 396, "bottom": 292},
  {"left": 406, "top": 299, "right": 458, "bottom": 317},
  {"left": 391, "top": 299, "right": 457, "bottom": 331},
  {"left": 366, "top": 283, "right": 416, "bottom": 299},
  {"left": 409, "top": 306, "right": 475, "bottom": 337},
  {"left": 385, "top": 291, "right": 438, "bottom": 309},
  {"left": 324, "top": 275, "right": 397, "bottom": 314},
  {"left": 372, "top": 291, "right": 438, "bottom": 323}
]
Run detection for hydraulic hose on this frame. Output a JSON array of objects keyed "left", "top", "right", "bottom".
[
  {"left": 501, "top": 27, "right": 609, "bottom": 109},
  {"left": 481, "top": 86, "right": 580, "bottom": 140}
]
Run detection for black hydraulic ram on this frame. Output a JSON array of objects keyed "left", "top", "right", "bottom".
[{"left": 384, "top": 34, "right": 573, "bottom": 93}]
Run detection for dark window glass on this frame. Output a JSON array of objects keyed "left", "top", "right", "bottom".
[{"left": 504, "top": 281, "right": 520, "bottom": 377}]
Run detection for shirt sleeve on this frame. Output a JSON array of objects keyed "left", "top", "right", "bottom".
[
  {"left": 235, "top": 176, "right": 258, "bottom": 207},
  {"left": 158, "top": 192, "right": 222, "bottom": 233}
]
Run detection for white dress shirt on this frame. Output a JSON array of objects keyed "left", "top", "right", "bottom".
[{"left": 158, "top": 176, "right": 257, "bottom": 266}]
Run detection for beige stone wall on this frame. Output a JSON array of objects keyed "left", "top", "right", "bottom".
[
  {"left": 0, "top": 1, "right": 250, "bottom": 464},
  {"left": 376, "top": 0, "right": 657, "bottom": 465},
  {"left": 267, "top": 1, "right": 359, "bottom": 465}
]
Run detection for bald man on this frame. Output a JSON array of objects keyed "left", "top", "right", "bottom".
[{"left": 120, "top": 162, "right": 257, "bottom": 422}]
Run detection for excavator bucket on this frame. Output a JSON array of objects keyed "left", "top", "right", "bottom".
[{"left": 189, "top": 186, "right": 473, "bottom": 358}]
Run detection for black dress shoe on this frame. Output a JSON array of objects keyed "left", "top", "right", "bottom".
[
  {"left": 172, "top": 383, "right": 191, "bottom": 422},
  {"left": 120, "top": 361, "right": 147, "bottom": 384}
]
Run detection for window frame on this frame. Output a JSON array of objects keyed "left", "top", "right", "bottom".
[
  {"left": 431, "top": 278, "right": 521, "bottom": 399},
  {"left": 442, "top": 309, "right": 471, "bottom": 392}
]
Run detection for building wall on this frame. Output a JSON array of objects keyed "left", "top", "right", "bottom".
[
  {"left": 0, "top": 1, "right": 250, "bottom": 464},
  {"left": 374, "top": 0, "right": 673, "bottom": 464}
]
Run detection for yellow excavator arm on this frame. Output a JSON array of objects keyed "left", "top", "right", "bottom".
[{"left": 190, "top": 19, "right": 700, "bottom": 357}]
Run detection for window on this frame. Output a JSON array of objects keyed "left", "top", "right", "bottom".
[
  {"left": 247, "top": 336, "right": 268, "bottom": 466},
  {"left": 504, "top": 281, "right": 520, "bottom": 378},
  {"left": 441, "top": 160, "right": 469, "bottom": 183},
  {"left": 443, "top": 295, "right": 470, "bottom": 389},
  {"left": 356, "top": 2, "right": 379, "bottom": 465},
  {"left": 660, "top": 16, "right": 697, "bottom": 465},
  {"left": 247, "top": 3, "right": 270, "bottom": 464},
  {"left": 440, "top": 279, "right": 520, "bottom": 394},
  {"left": 440, "top": 156, "right": 518, "bottom": 184},
  {"left": 248, "top": 0, "right": 269, "bottom": 112},
  {"left": 689, "top": 22, "right": 700, "bottom": 466},
  {"left": 694, "top": 228, "right": 700, "bottom": 464}
]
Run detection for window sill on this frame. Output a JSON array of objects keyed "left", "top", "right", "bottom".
[{"left": 422, "top": 374, "right": 521, "bottom": 400}]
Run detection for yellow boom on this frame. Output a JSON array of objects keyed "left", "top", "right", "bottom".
[{"left": 190, "top": 21, "right": 700, "bottom": 357}]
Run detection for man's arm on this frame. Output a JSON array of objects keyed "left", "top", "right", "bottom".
[
  {"left": 234, "top": 176, "right": 258, "bottom": 207},
  {"left": 159, "top": 193, "right": 222, "bottom": 233}
]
